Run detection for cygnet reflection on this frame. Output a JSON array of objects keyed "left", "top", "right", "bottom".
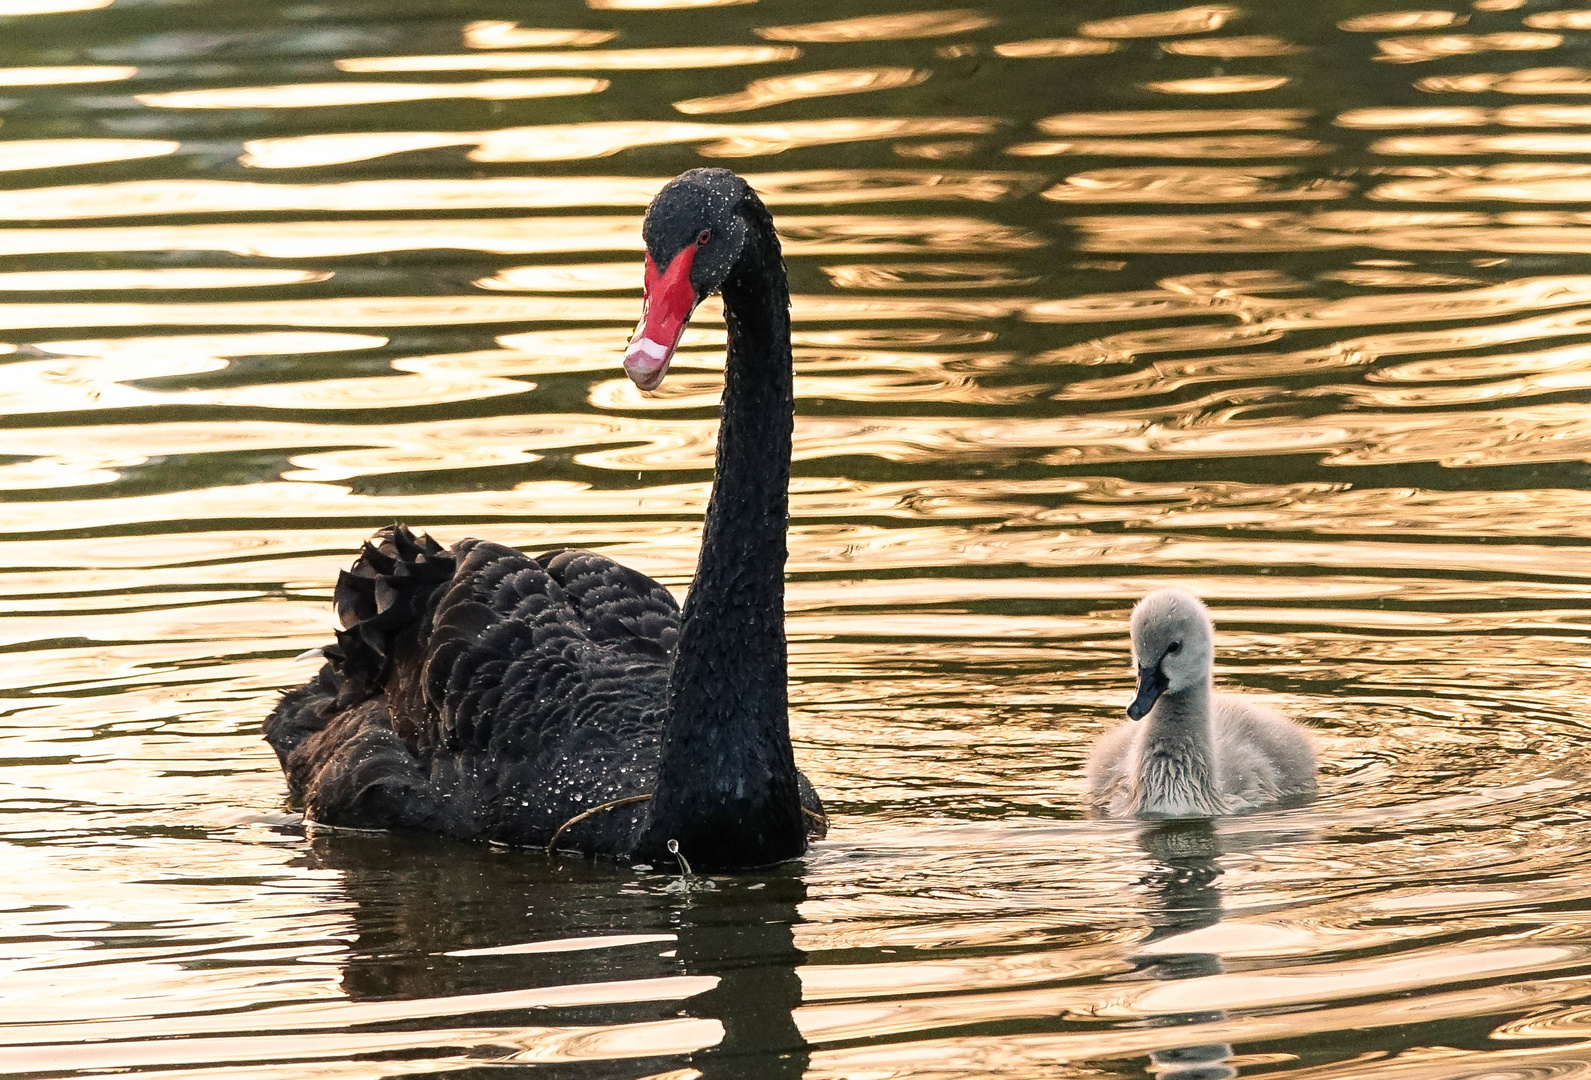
[{"left": 1133, "top": 820, "right": 1236, "bottom": 1080}]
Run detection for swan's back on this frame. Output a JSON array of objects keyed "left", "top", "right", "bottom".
[
  {"left": 1211, "top": 695, "right": 1317, "bottom": 809},
  {"left": 264, "top": 525, "right": 682, "bottom": 848}
]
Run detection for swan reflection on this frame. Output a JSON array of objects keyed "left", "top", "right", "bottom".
[{"left": 303, "top": 831, "right": 810, "bottom": 1079}]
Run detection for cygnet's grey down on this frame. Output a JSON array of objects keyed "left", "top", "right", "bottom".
[{"left": 1088, "top": 588, "right": 1317, "bottom": 818}]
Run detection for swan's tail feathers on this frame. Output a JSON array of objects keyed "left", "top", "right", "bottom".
[
  {"left": 324, "top": 524, "right": 458, "bottom": 706},
  {"left": 296, "top": 706, "right": 445, "bottom": 831},
  {"left": 263, "top": 664, "right": 340, "bottom": 784}
]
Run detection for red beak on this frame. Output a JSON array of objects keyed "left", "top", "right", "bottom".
[{"left": 625, "top": 245, "right": 699, "bottom": 392}]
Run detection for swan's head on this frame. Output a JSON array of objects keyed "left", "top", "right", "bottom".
[
  {"left": 625, "top": 168, "right": 755, "bottom": 391},
  {"left": 1127, "top": 588, "right": 1215, "bottom": 720}
]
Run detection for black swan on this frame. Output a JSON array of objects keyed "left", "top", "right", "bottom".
[
  {"left": 1088, "top": 589, "right": 1317, "bottom": 818},
  {"left": 264, "top": 168, "right": 824, "bottom": 869}
]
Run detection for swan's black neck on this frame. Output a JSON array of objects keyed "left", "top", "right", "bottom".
[{"left": 637, "top": 192, "right": 803, "bottom": 868}]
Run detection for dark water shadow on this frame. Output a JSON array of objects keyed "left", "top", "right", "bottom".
[{"left": 300, "top": 830, "right": 809, "bottom": 1079}]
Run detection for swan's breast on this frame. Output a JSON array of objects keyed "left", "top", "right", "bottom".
[{"left": 1131, "top": 738, "right": 1228, "bottom": 818}]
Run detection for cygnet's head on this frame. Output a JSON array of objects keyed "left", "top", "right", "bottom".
[{"left": 1127, "top": 588, "right": 1215, "bottom": 720}]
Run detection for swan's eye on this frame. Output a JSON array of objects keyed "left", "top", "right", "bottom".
[
  {"left": 1166, "top": 641, "right": 1182, "bottom": 655},
  {"left": 695, "top": 229, "right": 712, "bottom": 246}
]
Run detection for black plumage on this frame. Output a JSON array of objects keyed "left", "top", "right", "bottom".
[{"left": 264, "top": 169, "right": 824, "bottom": 870}]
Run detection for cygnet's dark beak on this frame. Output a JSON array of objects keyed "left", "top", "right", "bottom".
[{"left": 1127, "top": 663, "right": 1168, "bottom": 720}]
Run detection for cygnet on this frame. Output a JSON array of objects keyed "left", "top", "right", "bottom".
[{"left": 1088, "top": 589, "right": 1317, "bottom": 818}]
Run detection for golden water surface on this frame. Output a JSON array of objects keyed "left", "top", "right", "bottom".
[{"left": 5, "top": 0, "right": 1591, "bottom": 1077}]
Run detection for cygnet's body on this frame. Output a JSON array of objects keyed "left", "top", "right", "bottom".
[{"left": 1088, "top": 589, "right": 1316, "bottom": 818}]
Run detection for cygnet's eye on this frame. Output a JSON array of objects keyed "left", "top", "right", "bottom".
[
  {"left": 1166, "top": 641, "right": 1182, "bottom": 655},
  {"left": 695, "top": 229, "right": 712, "bottom": 246}
]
